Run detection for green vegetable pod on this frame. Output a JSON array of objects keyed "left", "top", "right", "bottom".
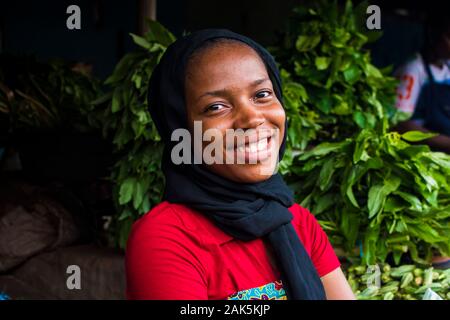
[
  {"left": 348, "top": 278, "right": 359, "bottom": 292},
  {"left": 389, "top": 265, "right": 416, "bottom": 278},
  {"left": 403, "top": 286, "right": 417, "bottom": 294},
  {"left": 413, "top": 268, "right": 423, "bottom": 277},
  {"left": 358, "top": 286, "right": 379, "bottom": 298},
  {"left": 414, "top": 283, "right": 443, "bottom": 294},
  {"left": 423, "top": 268, "right": 434, "bottom": 286},
  {"left": 379, "top": 284, "right": 399, "bottom": 294},
  {"left": 382, "top": 264, "right": 391, "bottom": 273},
  {"left": 381, "top": 274, "right": 392, "bottom": 283},
  {"left": 383, "top": 292, "right": 395, "bottom": 300},
  {"left": 400, "top": 273, "right": 414, "bottom": 288},
  {"left": 354, "top": 265, "right": 366, "bottom": 275}
]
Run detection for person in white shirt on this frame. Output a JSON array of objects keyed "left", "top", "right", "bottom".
[{"left": 394, "top": 10, "right": 450, "bottom": 154}]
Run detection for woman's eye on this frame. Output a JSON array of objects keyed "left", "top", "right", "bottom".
[
  {"left": 205, "top": 103, "right": 226, "bottom": 113},
  {"left": 255, "top": 90, "right": 272, "bottom": 99}
]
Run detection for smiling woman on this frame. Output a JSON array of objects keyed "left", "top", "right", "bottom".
[
  {"left": 184, "top": 38, "right": 283, "bottom": 182},
  {"left": 125, "top": 29, "right": 356, "bottom": 300}
]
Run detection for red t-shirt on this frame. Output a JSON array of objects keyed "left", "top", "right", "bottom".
[{"left": 126, "top": 201, "right": 340, "bottom": 300}]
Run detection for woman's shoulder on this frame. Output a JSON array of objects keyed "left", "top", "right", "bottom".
[
  {"left": 288, "top": 203, "right": 327, "bottom": 247},
  {"left": 288, "top": 202, "right": 317, "bottom": 226},
  {"left": 131, "top": 201, "right": 203, "bottom": 233}
]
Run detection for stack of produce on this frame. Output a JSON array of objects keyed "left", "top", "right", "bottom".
[
  {"left": 91, "top": 20, "right": 175, "bottom": 247},
  {"left": 345, "top": 264, "right": 450, "bottom": 300},
  {"left": 0, "top": 55, "right": 100, "bottom": 133},
  {"left": 274, "top": 0, "right": 450, "bottom": 266}
]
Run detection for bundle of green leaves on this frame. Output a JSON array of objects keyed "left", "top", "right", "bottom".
[
  {"left": 0, "top": 55, "right": 101, "bottom": 133},
  {"left": 289, "top": 129, "right": 450, "bottom": 265},
  {"left": 91, "top": 20, "right": 175, "bottom": 247},
  {"left": 275, "top": 0, "right": 450, "bottom": 264},
  {"left": 271, "top": 1, "right": 405, "bottom": 160}
]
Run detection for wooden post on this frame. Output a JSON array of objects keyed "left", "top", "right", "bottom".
[{"left": 138, "top": 0, "right": 157, "bottom": 35}]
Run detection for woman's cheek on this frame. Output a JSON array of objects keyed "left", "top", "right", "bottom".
[{"left": 266, "top": 103, "right": 286, "bottom": 131}]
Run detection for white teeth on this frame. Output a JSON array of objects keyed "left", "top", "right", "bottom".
[
  {"left": 235, "top": 138, "right": 268, "bottom": 154},
  {"left": 257, "top": 138, "right": 268, "bottom": 151},
  {"left": 249, "top": 142, "right": 258, "bottom": 152}
]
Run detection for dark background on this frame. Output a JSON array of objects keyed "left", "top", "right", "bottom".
[{"left": 0, "top": 0, "right": 438, "bottom": 78}]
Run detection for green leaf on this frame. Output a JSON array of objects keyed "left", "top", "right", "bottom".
[
  {"left": 367, "top": 176, "right": 401, "bottom": 218},
  {"left": 144, "top": 19, "right": 176, "bottom": 47},
  {"left": 111, "top": 89, "right": 122, "bottom": 113},
  {"left": 314, "top": 193, "right": 335, "bottom": 214},
  {"left": 407, "top": 223, "right": 445, "bottom": 243},
  {"left": 140, "top": 196, "right": 151, "bottom": 214},
  {"left": 295, "top": 35, "right": 321, "bottom": 51},
  {"left": 130, "top": 33, "right": 152, "bottom": 50},
  {"left": 318, "top": 157, "right": 336, "bottom": 191},
  {"left": 315, "top": 56, "right": 331, "bottom": 70},
  {"left": 298, "top": 140, "right": 350, "bottom": 160},
  {"left": 344, "top": 164, "right": 368, "bottom": 208},
  {"left": 118, "top": 208, "right": 132, "bottom": 221},
  {"left": 118, "top": 217, "right": 133, "bottom": 249},
  {"left": 340, "top": 212, "right": 359, "bottom": 249},
  {"left": 393, "top": 191, "right": 422, "bottom": 211},
  {"left": 384, "top": 196, "right": 406, "bottom": 212},
  {"left": 364, "top": 63, "right": 382, "bottom": 78},
  {"left": 401, "top": 131, "right": 438, "bottom": 142},
  {"left": 425, "top": 152, "right": 450, "bottom": 169},
  {"left": 133, "top": 180, "right": 144, "bottom": 210},
  {"left": 362, "top": 225, "right": 380, "bottom": 265},
  {"left": 353, "top": 111, "right": 366, "bottom": 129},
  {"left": 367, "top": 185, "right": 384, "bottom": 218},
  {"left": 343, "top": 64, "right": 361, "bottom": 84},
  {"left": 119, "top": 177, "right": 136, "bottom": 205},
  {"left": 353, "top": 139, "right": 370, "bottom": 164},
  {"left": 364, "top": 112, "right": 376, "bottom": 128},
  {"left": 316, "top": 95, "right": 332, "bottom": 113}
]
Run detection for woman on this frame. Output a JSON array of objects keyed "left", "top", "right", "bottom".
[{"left": 126, "top": 29, "right": 355, "bottom": 300}]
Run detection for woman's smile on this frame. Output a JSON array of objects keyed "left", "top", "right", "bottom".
[{"left": 225, "top": 129, "right": 277, "bottom": 164}]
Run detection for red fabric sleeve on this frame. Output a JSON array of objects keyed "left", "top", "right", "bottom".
[
  {"left": 125, "top": 205, "right": 208, "bottom": 300},
  {"left": 295, "top": 204, "right": 341, "bottom": 278}
]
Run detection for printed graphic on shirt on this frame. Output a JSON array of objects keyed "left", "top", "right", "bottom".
[
  {"left": 395, "top": 54, "right": 450, "bottom": 114},
  {"left": 227, "top": 280, "right": 287, "bottom": 300}
]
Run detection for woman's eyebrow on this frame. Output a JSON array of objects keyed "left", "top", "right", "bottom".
[{"left": 196, "top": 78, "right": 270, "bottom": 102}]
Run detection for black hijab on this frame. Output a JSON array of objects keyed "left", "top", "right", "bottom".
[{"left": 147, "top": 29, "right": 326, "bottom": 300}]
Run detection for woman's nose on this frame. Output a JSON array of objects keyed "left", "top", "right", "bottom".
[{"left": 233, "top": 99, "right": 265, "bottom": 130}]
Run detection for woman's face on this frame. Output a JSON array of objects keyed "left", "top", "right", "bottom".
[{"left": 184, "top": 42, "right": 286, "bottom": 183}]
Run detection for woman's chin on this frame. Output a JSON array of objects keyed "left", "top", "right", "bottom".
[{"left": 207, "top": 162, "right": 278, "bottom": 183}]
